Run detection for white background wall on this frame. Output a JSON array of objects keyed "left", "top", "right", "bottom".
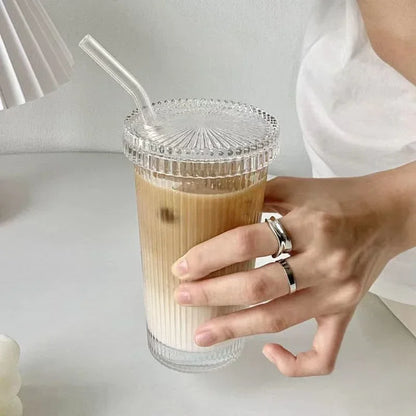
[{"left": 0, "top": 0, "right": 316, "bottom": 176}]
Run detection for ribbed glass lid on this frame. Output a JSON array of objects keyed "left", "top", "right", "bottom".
[{"left": 123, "top": 98, "right": 279, "bottom": 177}]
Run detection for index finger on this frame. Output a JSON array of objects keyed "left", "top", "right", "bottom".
[{"left": 171, "top": 222, "right": 279, "bottom": 281}]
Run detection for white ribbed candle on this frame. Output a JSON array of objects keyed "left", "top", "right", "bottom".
[{"left": 0, "top": 335, "right": 22, "bottom": 416}]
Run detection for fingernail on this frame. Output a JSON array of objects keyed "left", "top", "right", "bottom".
[
  {"left": 172, "top": 258, "right": 188, "bottom": 278},
  {"left": 195, "top": 330, "right": 216, "bottom": 347},
  {"left": 262, "top": 348, "right": 276, "bottom": 364},
  {"left": 175, "top": 289, "right": 192, "bottom": 305}
]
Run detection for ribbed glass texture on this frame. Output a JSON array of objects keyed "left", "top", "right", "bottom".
[
  {"left": 124, "top": 98, "right": 279, "bottom": 177},
  {"left": 124, "top": 99, "right": 279, "bottom": 372}
]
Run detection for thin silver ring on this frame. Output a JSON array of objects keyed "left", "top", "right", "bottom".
[
  {"left": 265, "top": 216, "right": 293, "bottom": 258},
  {"left": 276, "top": 258, "right": 297, "bottom": 294}
]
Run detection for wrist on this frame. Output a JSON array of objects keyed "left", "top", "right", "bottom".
[{"left": 366, "top": 162, "right": 416, "bottom": 256}]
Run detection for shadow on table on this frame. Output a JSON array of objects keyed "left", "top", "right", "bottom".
[
  {"left": 0, "top": 178, "right": 30, "bottom": 223},
  {"left": 20, "top": 383, "right": 111, "bottom": 416},
  {"left": 193, "top": 321, "right": 318, "bottom": 393},
  {"left": 196, "top": 295, "right": 416, "bottom": 395},
  {"left": 194, "top": 335, "right": 287, "bottom": 394}
]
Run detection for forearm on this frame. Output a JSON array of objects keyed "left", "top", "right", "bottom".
[{"left": 393, "top": 161, "right": 416, "bottom": 251}]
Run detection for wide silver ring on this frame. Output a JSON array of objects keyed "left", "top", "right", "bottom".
[
  {"left": 276, "top": 258, "right": 297, "bottom": 294},
  {"left": 265, "top": 216, "right": 293, "bottom": 258}
]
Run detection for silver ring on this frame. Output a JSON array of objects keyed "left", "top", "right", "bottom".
[
  {"left": 265, "top": 216, "right": 293, "bottom": 258},
  {"left": 277, "top": 258, "right": 297, "bottom": 294}
]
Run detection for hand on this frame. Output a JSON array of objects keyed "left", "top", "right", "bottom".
[{"left": 172, "top": 164, "right": 416, "bottom": 377}]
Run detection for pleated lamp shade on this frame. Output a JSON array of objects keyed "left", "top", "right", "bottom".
[{"left": 0, "top": 0, "right": 73, "bottom": 110}]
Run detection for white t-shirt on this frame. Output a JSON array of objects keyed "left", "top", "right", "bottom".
[{"left": 297, "top": 0, "right": 416, "bottom": 305}]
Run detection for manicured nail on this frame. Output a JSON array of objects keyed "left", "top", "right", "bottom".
[
  {"left": 262, "top": 347, "right": 276, "bottom": 364},
  {"left": 175, "top": 289, "right": 192, "bottom": 305},
  {"left": 172, "top": 258, "right": 188, "bottom": 278},
  {"left": 195, "top": 330, "right": 215, "bottom": 347}
]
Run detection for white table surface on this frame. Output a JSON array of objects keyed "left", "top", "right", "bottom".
[{"left": 0, "top": 153, "right": 415, "bottom": 416}]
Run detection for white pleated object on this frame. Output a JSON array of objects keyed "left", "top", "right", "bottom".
[{"left": 0, "top": 0, "right": 73, "bottom": 110}]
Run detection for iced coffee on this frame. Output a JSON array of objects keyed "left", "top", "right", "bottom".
[
  {"left": 136, "top": 168, "right": 266, "bottom": 352},
  {"left": 123, "top": 98, "right": 279, "bottom": 372}
]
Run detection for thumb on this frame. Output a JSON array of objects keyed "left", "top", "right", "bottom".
[{"left": 263, "top": 176, "right": 312, "bottom": 213}]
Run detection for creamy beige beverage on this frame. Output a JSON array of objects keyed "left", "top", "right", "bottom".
[
  {"left": 135, "top": 167, "right": 266, "bottom": 351},
  {"left": 123, "top": 98, "right": 279, "bottom": 371}
]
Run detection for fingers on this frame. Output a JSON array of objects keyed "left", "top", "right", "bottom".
[
  {"left": 194, "top": 287, "right": 327, "bottom": 347},
  {"left": 172, "top": 214, "right": 308, "bottom": 281},
  {"left": 175, "top": 254, "right": 318, "bottom": 306},
  {"left": 171, "top": 222, "right": 280, "bottom": 281},
  {"left": 262, "top": 312, "right": 353, "bottom": 377}
]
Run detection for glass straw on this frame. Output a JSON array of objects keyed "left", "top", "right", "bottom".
[{"left": 79, "top": 34, "right": 156, "bottom": 126}]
